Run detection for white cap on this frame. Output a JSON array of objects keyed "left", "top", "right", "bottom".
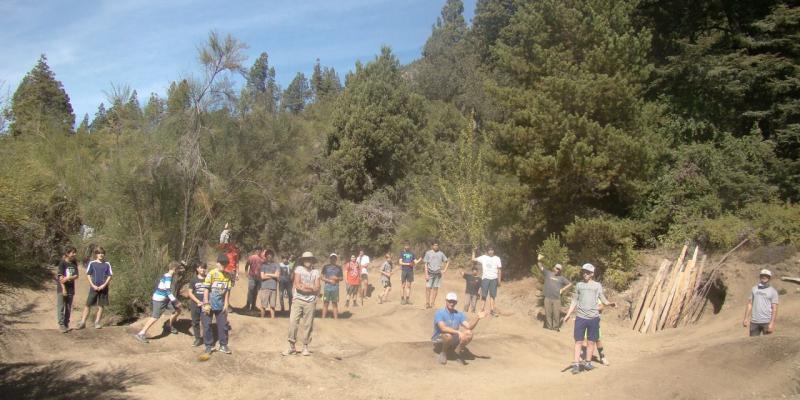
[
  {"left": 581, "top": 263, "right": 595, "bottom": 273},
  {"left": 554, "top": 263, "right": 563, "bottom": 270},
  {"left": 329, "top": 253, "right": 338, "bottom": 259},
  {"left": 445, "top": 292, "right": 458, "bottom": 301},
  {"left": 759, "top": 269, "right": 772, "bottom": 277}
]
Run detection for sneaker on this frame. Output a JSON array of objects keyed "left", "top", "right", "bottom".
[
  {"left": 571, "top": 363, "right": 581, "bottom": 375},
  {"left": 301, "top": 346, "right": 311, "bottom": 356},
  {"left": 76, "top": 322, "right": 86, "bottom": 330},
  {"left": 218, "top": 345, "right": 232, "bottom": 354},
  {"left": 400, "top": 298, "right": 406, "bottom": 305},
  {"left": 491, "top": 311, "right": 499, "bottom": 317},
  {"left": 425, "top": 303, "right": 431, "bottom": 309},
  {"left": 600, "top": 357, "right": 610, "bottom": 366},
  {"left": 170, "top": 326, "right": 178, "bottom": 335},
  {"left": 378, "top": 297, "right": 383, "bottom": 304},
  {"left": 192, "top": 338, "right": 203, "bottom": 347},
  {"left": 438, "top": 351, "right": 447, "bottom": 365},
  {"left": 583, "top": 362, "right": 595, "bottom": 371},
  {"left": 205, "top": 346, "right": 214, "bottom": 354},
  {"left": 281, "top": 345, "right": 297, "bottom": 356},
  {"left": 94, "top": 322, "right": 102, "bottom": 329},
  {"left": 59, "top": 325, "right": 69, "bottom": 333},
  {"left": 133, "top": 333, "right": 149, "bottom": 344}
]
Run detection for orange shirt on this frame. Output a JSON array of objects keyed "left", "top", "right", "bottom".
[{"left": 344, "top": 261, "right": 361, "bottom": 285}]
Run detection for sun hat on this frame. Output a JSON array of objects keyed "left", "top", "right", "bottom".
[
  {"left": 581, "top": 263, "right": 595, "bottom": 273},
  {"left": 445, "top": 292, "right": 458, "bottom": 301},
  {"left": 299, "top": 251, "right": 317, "bottom": 263},
  {"left": 760, "top": 269, "right": 772, "bottom": 277}
]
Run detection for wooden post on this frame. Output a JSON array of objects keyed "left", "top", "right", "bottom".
[
  {"left": 633, "top": 259, "right": 669, "bottom": 332},
  {"left": 666, "top": 246, "right": 699, "bottom": 328},
  {"left": 653, "top": 246, "right": 687, "bottom": 332},
  {"left": 630, "top": 276, "right": 651, "bottom": 329}
]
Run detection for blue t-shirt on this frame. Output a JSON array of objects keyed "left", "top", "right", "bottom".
[
  {"left": 400, "top": 251, "right": 415, "bottom": 268},
  {"left": 86, "top": 260, "right": 113, "bottom": 287},
  {"left": 322, "top": 264, "right": 343, "bottom": 289},
  {"left": 432, "top": 308, "right": 466, "bottom": 339}
]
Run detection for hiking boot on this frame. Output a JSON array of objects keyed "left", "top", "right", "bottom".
[
  {"left": 583, "top": 362, "right": 595, "bottom": 371},
  {"left": 94, "top": 322, "right": 103, "bottom": 329},
  {"left": 491, "top": 311, "right": 499, "bottom": 317},
  {"left": 170, "top": 326, "right": 178, "bottom": 335},
  {"left": 192, "top": 338, "right": 203, "bottom": 347},
  {"left": 301, "top": 346, "right": 311, "bottom": 356},
  {"left": 59, "top": 325, "right": 69, "bottom": 333},
  {"left": 281, "top": 345, "right": 297, "bottom": 356},
  {"left": 571, "top": 363, "right": 581, "bottom": 375},
  {"left": 204, "top": 346, "right": 214, "bottom": 354},
  {"left": 133, "top": 333, "right": 149, "bottom": 344},
  {"left": 438, "top": 351, "right": 447, "bottom": 365},
  {"left": 600, "top": 357, "right": 610, "bottom": 366},
  {"left": 405, "top": 299, "right": 413, "bottom": 305},
  {"left": 218, "top": 345, "right": 232, "bottom": 354},
  {"left": 76, "top": 322, "right": 85, "bottom": 330}
]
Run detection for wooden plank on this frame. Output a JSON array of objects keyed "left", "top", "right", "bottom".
[
  {"left": 630, "top": 276, "right": 651, "bottom": 329},
  {"left": 653, "top": 246, "right": 688, "bottom": 332},
  {"left": 666, "top": 246, "right": 699, "bottom": 328},
  {"left": 680, "top": 253, "right": 705, "bottom": 327},
  {"left": 646, "top": 285, "right": 665, "bottom": 333},
  {"left": 781, "top": 277, "right": 800, "bottom": 284},
  {"left": 640, "top": 308, "right": 654, "bottom": 333},
  {"left": 633, "top": 259, "right": 669, "bottom": 331}
]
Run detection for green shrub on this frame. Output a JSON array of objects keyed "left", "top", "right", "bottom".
[
  {"left": 563, "top": 216, "right": 639, "bottom": 290},
  {"left": 665, "top": 213, "right": 752, "bottom": 250},
  {"left": 742, "top": 202, "right": 800, "bottom": 246},
  {"left": 532, "top": 234, "right": 569, "bottom": 281}
]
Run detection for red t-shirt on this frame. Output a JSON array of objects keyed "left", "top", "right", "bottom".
[
  {"left": 344, "top": 261, "right": 361, "bottom": 285},
  {"left": 247, "top": 254, "right": 264, "bottom": 278},
  {"left": 225, "top": 249, "right": 239, "bottom": 273}
]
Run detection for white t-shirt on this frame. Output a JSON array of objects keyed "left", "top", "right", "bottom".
[
  {"left": 476, "top": 255, "right": 502, "bottom": 280},
  {"left": 357, "top": 255, "right": 370, "bottom": 267}
]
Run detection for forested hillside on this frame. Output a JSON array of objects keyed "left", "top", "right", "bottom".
[{"left": 1, "top": 0, "right": 798, "bottom": 318}]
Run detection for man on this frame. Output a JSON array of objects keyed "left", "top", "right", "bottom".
[
  {"left": 473, "top": 247, "right": 502, "bottom": 316},
  {"left": 56, "top": 245, "right": 79, "bottom": 333},
  {"left": 538, "top": 254, "right": 572, "bottom": 330},
  {"left": 432, "top": 292, "right": 486, "bottom": 365},
  {"left": 186, "top": 261, "right": 208, "bottom": 347},
  {"left": 282, "top": 251, "right": 321, "bottom": 357},
  {"left": 244, "top": 247, "right": 264, "bottom": 312},
  {"left": 344, "top": 254, "right": 361, "bottom": 308},
  {"left": 743, "top": 269, "right": 779, "bottom": 336},
  {"left": 202, "top": 254, "right": 233, "bottom": 356},
  {"left": 378, "top": 252, "right": 393, "bottom": 304},
  {"left": 278, "top": 255, "right": 293, "bottom": 312},
  {"left": 562, "top": 263, "right": 615, "bottom": 374},
  {"left": 77, "top": 247, "right": 113, "bottom": 330},
  {"left": 357, "top": 250, "right": 370, "bottom": 303},
  {"left": 322, "top": 254, "right": 343, "bottom": 318},
  {"left": 134, "top": 261, "right": 184, "bottom": 343},
  {"left": 424, "top": 243, "right": 449, "bottom": 309},
  {"left": 219, "top": 222, "right": 231, "bottom": 244},
  {"left": 259, "top": 250, "right": 280, "bottom": 319},
  {"left": 399, "top": 244, "right": 421, "bottom": 305}
]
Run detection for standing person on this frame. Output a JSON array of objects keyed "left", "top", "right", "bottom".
[
  {"left": 56, "top": 245, "right": 79, "bottom": 333},
  {"left": 431, "top": 292, "right": 487, "bottom": 365},
  {"left": 399, "top": 244, "right": 421, "bottom": 305},
  {"left": 186, "top": 261, "right": 208, "bottom": 347},
  {"left": 282, "top": 251, "right": 321, "bottom": 357},
  {"left": 134, "top": 261, "right": 185, "bottom": 343},
  {"left": 223, "top": 243, "right": 240, "bottom": 289},
  {"left": 357, "top": 250, "right": 370, "bottom": 304},
  {"left": 278, "top": 255, "right": 293, "bottom": 313},
  {"left": 201, "top": 254, "right": 234, "bottom": 356},
  {"left": 538, "top": 254, "right": 572, "bottom": 331},
  {"left": 473, "top": 247, "right": 502, "bottom": 317},
  {"left": 424, "top": 243, "right": 450, "bottom": 309},
  {"left": 219, "top": 222, "right": 231, "bottom": 244},
  {"left": 562, "top": 263, "right": 615, "bottom": 374},
  {"left": 321, "top": 254, "right": 344, "bottom": 319},
  {"left": 77, "top": 247, "right": 113, "bottom": 330},
  {"left": 743, "top": 269, "right": 779, "bottom": 336},
  {"left": 460, "top": 267, "right": 482, "bottom": 313},
  {"left": 244, "top": 247, "right": 264, "bottom": 312},
  {"left": 344, "top": 254, "right": 361, "bottom": 309},
  {"left": 378, "top": 252, "right": 393, "bottom": 304},
  {"left": 259, "top": 250, "right": 280, "bottom": 319}
]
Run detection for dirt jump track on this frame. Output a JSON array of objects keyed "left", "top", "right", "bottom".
[{"left": 1, "top": 251, "right": 798, "bottom": 400}]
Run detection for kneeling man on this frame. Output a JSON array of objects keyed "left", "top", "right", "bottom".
[{"left": 432, "top": 292, "right": 486, "bottom": 365}]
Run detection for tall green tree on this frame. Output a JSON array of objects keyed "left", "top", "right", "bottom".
[
  {"left": 245, "top": 52, "right": 279, "bottom": 113},
  {"left": 311, "top": 59, "right": 342, "bottom": 101},
  {"left": 9, "top": 55, "right": 75, "bottom": 136},
  {"left": 281, "top": 72, "right": 310, "bottom": 113}
]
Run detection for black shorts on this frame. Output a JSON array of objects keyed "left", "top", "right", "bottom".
[
  {"left": 87, "top": 288, "right": 109, "bottom": 307},
  {"left": 749, "top": 322, "right": 770, "bottom": 336},
  {"left": 401, "top": 267, "right": 414, "bottom": 283}
]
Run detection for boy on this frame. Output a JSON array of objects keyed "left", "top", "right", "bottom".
[
  {"left": 321, "top": 254, "right": 343, "bottom": 319},
  {"left": 357, "top": 250, "right": 370, "bottom": 303},
  {"left": 56, "top": 245, "right": 79, "bottom": 333},
  {"left": 399, "top": 244, "right": 421, "bottom": 305},
  {"left": 378, "top": 252, "right": 393, "bottom": 304},
  {"left": 460, "top": 267, "right": 481, "bottom": 313},
  {"left": 134, "top": 261, "right": 184, "bottom": 343},
  {"left": 187, "top": 261, "right": 208, "bottom": 346},
  {"left": 77, "top": 247, "right": 113, "bottom": 329},
  {"left": 244, "top": 247, "right": 264, "bottom": 312},
  {"left": 259, "top": 250, "right": 280, "bottom": 319},
  {"left": 743, "top": 269, "right": 779, "bottom": 336},
  {"left": 344, "top": 254, "right": 361, "bottom": 309},
  {"left": 202, "top": 254, "right": 233, "bottom": 355},
  {"left": 278, "top": 255, "right": 293, "bottom": 313},
  {"left": 282, "top": 251, "right": 321, "bottom": 356},
  {"left": 562, "top": 263, "right": 615, "bottom": 374}
]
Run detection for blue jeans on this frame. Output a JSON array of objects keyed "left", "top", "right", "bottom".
[{"left": 202, "top": 309, "right": 228, "bottom": 347}]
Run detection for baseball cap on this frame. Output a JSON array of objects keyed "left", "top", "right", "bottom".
[
  {"left": 554, "top": 263, "right": 563, "bottom": 270},
  {"left": 759, "top": 269, "right": 772, "bottom": 277},
  {"left": 581, "top": 263, "right": 595, "bottom": 273},
  {"left": 445, "top": 292, "right": 458, "bottom": 301},
  {"left": 329, "top": 253, "right": 338, "bottom": 259}
]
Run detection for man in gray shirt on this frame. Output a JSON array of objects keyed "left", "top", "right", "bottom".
[
  {"left": 259, "top": 250, "right": 280, "bottom": 319},
  {"left": 562, "top": 263, "right": 615, "bottom": 374},
  {"left": 743, "top": 269, "right": 779, "bottom": 336},
  {"left": 537, "top": 253, "right": 572, "bottom": 331},
  {"left": 423, "top": 243, "right": 449, "bottom": 309}
]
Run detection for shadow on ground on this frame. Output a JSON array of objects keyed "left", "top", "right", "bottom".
[{"left": 0, "top": 360, "right": 147, "bottom": 400}]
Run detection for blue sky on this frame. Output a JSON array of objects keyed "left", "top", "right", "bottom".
[{"left": 1, "top": 0, "right": 477, "bottom": 121}]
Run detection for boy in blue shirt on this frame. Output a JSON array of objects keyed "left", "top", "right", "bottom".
[
  {"left": 134, "top": 261, "right": 184, "bottom": 343},
  {"left": 77, "top": 247, "right": 113, "bottom": 329}
]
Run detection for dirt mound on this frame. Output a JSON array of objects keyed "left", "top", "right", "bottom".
[{"left": 1, "top": 250, "right": 799, "bottom": 399}]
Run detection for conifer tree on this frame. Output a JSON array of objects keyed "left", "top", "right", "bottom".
[
  {"left": 76, "top": 113, "right": 89, "bottom": 135},
  {"left": 281, "top": 72, "right": 310, "bottom": 113},
  {"left": 9, "top": 55, "right": 75, "bottom": 136}
]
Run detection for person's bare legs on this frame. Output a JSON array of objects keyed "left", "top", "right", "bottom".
[
  {"left": 573, "top": 341, "right": 584, "bottom": 364},
  {"left": 269, "top": 307, "right": 275, "bottom": 319},
  {"left": 430, "top": 288, "right": 439, "bottom": 308},
  {"left": 95, "top": 306, "right": 104, "bottom": 325},
  {"left": 439, "top": 333, "right": 457, "bottom": 364},
  {"left": 322, "top": 302, "right": 329, "bottom": 318},
  {"left": 138, "top": 317, "right": 159, "bottom": 337},
  {"left": 425, "top": 287, "right": 432, "bottom": 307},
  {"left": 79, "top": 306, "right": 92, "bottom": 327},
  {"left": 332, "top": 303, "right": 339, "bottom": 319}
]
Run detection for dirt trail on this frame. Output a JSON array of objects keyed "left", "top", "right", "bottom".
[{"left": 1, "top": 254, "right": 799, "bottom": 400}]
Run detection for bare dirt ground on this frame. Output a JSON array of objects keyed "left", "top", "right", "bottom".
[{"left": 1, "top": 250, "right": 799, "bottom": 400}]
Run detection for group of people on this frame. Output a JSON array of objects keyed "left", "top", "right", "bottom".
[{"left": 54, "top": 239, "right": 780, "bottom": 368}]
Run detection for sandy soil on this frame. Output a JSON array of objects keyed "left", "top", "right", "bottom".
[{"left": 1, "top": 251, "right": 799, "bottom": 400}]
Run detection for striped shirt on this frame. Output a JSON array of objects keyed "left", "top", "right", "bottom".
[{"left": 152, "top": 272, "right": 176, "bottom": 302}]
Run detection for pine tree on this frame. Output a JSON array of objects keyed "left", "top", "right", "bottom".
[
  {"left": 281, "top": 72, "right": 310, "bottom": 114},
  {"left": 90, "top": 103, "right": 108, "bottom": 133},
  {"left": 76, "top": 113, "right": 89, "bottom": 135},
  {"left": 311, "top": 59, "right": 324, "bottom": 100},
  {"left": 9, "top": 55, "right": 75, "bottom": 136},
  {"left": 143, "top": 92, "right": 165, "bottom": 130},
  {"left": 166, "top": 79, "right": 191, "bottom": 114},
  {"left": 245, "top": 52, "right": 278, "bottom": 113}
]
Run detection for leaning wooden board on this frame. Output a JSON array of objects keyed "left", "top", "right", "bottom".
[{"left": 633, "top": 260, "right": 669, "bottom": 331}]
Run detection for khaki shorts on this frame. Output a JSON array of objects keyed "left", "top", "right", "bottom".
[{"left": 260, "top": 288, "right": 277, "bottom": 309}]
